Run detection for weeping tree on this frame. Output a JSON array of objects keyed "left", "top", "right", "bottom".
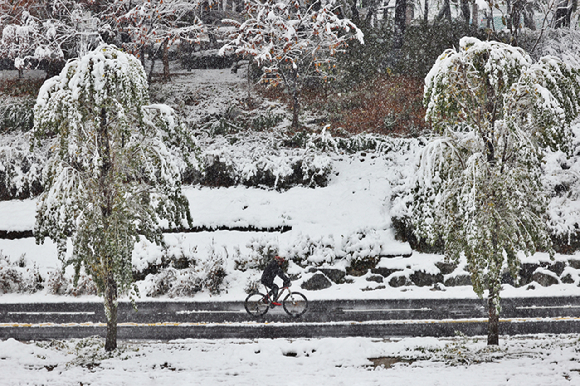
[
  {"left": 32, "top": 44, "right": 194, "bottom": 351},
  {"left": 414, "top": 37, "right": 580, "bottom": 345}
]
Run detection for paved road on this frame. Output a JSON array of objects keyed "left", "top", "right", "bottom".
[{"left": 1, "top": 297, "right": 580, "bottom": 340}]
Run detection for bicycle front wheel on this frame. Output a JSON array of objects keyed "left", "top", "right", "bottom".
[
  {"left": 282, "top": 291, "right": 308, "bottom": 317},
  {"left": 244, "top": 292, "right": 270, "bottom": 317}
]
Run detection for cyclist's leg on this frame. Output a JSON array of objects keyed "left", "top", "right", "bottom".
[
  {"left": 270, "top": 283, "right": 279, "bottom": 302},
  {"left": 262, "top": 280, "right": 276, "bottom": 301}
]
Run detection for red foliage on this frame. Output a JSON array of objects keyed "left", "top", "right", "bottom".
[{"left": 257, "top": 75, "right": 429, "bottom": 136}]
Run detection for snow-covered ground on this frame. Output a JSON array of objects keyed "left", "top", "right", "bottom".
[
  {"left": 2, "top": 58, "right": 580, "bottom": 385},
  {"left": 2, "top": 144, "right": 580, "bottom": 303},
  {"left": 1, "top": 334, "right": 579, "bottom": 385}
]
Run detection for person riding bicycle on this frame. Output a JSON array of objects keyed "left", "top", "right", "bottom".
[{"left": 261, "top": 255, "right": 291, "bottom": 306}]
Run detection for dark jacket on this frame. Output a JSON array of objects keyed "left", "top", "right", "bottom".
[{"left": 261, "top": 259, "right": 290, "bottom": 286}]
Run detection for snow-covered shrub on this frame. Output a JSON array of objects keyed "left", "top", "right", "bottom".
[
  {"left": 284, "top": 234, "right": 336, "bottom": 267},
  {"left": 144, "top": 268, "right": 178, "bottom": 297},
  {"left": 0, "top": 261, "right": 24, "bottom": 294},
  {"left": 339, "top": 229, "right": 384, "bottom": 271},
  {"left": 161, "top": 239, "right": 197, "bottom": 270},
  {"left": 0, "top": 132, "right": 47, "bottom": 200},
  {"left": 167, "top": 269, "right": 203, "bottom": 298},
  {"left": 46, "top": 269, "right": 70, "bottom": 295},
  {"left": 250, "top": 110, "right": 285, "bottom": 131},
  {"left": 244, "top": 277, "right": 261, "bottom": 294},
  {"left": 0, "top": 252, "right": 42, "bottom": 294},
  {"left": 143, "top": 267, "right": 202, "bottom": 298},
  {"left": 202, "top": 150, "right": 237, "bottom": 187},
  {"left": 144, "top": 243, "right": 228, "bottom": 297},
  {"left": 543, "top": 121, "right": 580, "bottom": 251},
  {"left": 0, "top": 96, "right": 34, "bottom": 132},
  {"left": 46, "top": 269, "right": 97, "bottom": 296},
  {"left": 190, "top": 128, "right": 334, "bottom": 190},
  {"left": 238, "top": 235, "right": 278, "bottom": 271},
  {"left": 70, "top": 274, "right": 98, "bottom": 297},
  {"left": 200, "top": 245, "right": 227, "bottom": 295}
]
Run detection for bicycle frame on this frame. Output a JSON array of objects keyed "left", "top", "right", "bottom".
[{"left": 263, "top": 285, "right": 291, "bottom": 303}]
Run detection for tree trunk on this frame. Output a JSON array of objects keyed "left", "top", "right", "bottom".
[
  {"left": 393, "top": 0, "right": 407, "bottom": 50},
  {"left": 148, "top": 46, "right": 157, "bottom": 85},
  {"left": 99, "top": 107, "right": 118, "bottom": 352},
  {"left": 554, "top": 0, "right": 573, "bottom": 28},
  {"left": 522, "top": 4, "right": 536, "bottom": 30},
  {"left": 460, "top": 0, "right": 471, "bottom": 25},
  {"left": 291, "top": 88, "right": 300, "bottom": 129},
  {"left": 162, "top": 38, "right": 171, "bottom": 82},
  {"left": 247, "top": 57, "right": 252, "bottom": 102},
  {"left": 104, "top": 269, "right": 118, "bottom": 351},
  {"left": 436, "top": 0, "right": 452, "bottom": 21},
  {"left": 487, "top": 280, "right": 500, "bottom": 345}
]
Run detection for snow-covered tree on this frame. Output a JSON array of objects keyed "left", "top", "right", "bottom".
[
  {"left": 0, "top": 1, "right": 106, "bottom": 77},
  {"left": 32, "top": 44, "right": 194, "bottom": 351},
  {"left": 415, "top": 37, "right": 580, "bottom": 345},
  {"left": 113, "top": 0, "right": 206, "bottom": 82},
  {"left": 220, "top": 0, "right": 364, "bottom": 128}
]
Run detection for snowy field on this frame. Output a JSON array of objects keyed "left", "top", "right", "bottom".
[
  {"left": 3, "top": 55, "right": 580, "bottom": 385},
  {"left": 1, "top": 335, "right": 580, "bottom": 385}
]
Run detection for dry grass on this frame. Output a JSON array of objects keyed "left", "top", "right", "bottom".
[{"left": 256, "top": 75, "right": 429, "bottom": 136}]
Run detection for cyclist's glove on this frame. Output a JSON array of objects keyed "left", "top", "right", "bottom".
[{"left": 284, "top": 281, "right": 292, "bottom": 287}]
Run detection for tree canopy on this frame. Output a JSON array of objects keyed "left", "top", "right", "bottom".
[{"left": 220, "top": 0, "right": 363, "bottom": 127}]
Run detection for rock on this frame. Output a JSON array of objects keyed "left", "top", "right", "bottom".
[
  {"left": 370, "top": 268, "right": 402, "bottom": 278},
  {"left": 548, "top": 261, "right": 566, "bottom": 276},
  {"left": 389, "top": 275, "right": 411, "bottom": 288},
  {"left": 561, "top": 273, "right": 576, "bottom": 284},
  {"left": 568, "top": 259, "right": 580, "bottom": 270},
  {"left": 435, "top": 261, "right": 457, "bottom": 275},
  {"left": 532, "top": 270, "right": 560, "bottom": 287},
  {"left": 501, "top": 271, "right": 516, "bottom": 286},
  {"left": 318, "top": 268, "right": 346, "bottom": 284},
  {"left": 366, "top": 275, "right": 384, "bottom": 283},
  {"left": 519, "top": 263, "right": 540, "bottom": 286},
  {"left": 444, "top": 274, "right": 472, "bottom": 287},
  {"left": 410, "top": 271, "right": 443, "bottom": 287},
  {"left": 301, "top": 273, "right": 332, "bottom": 291}
]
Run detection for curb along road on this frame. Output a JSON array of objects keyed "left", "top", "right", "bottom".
[{"left": 1, "top": 297, "right": 579, "bottom": 340}]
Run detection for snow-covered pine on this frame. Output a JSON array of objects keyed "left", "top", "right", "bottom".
[
  {"left": 220, "top": 0, "right": 364, "bottom": 128},
  {"left": 32, "top": 44, "right": 194, "bottom": 351},
  {"left": 416, "top": 37, "right": 580, "bottom": 345}
]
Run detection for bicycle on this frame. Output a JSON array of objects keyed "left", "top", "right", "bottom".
[{"left": 244, "top": 285, "right": 308, "bottom": 317}]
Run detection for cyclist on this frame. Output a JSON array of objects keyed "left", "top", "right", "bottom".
[{"left": 261, "top": 255, "right": 291, "bottom": 306}]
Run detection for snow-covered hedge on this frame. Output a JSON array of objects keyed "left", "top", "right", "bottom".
[{"left": 189, "top": 129, "right": 335, "bottom": 189}]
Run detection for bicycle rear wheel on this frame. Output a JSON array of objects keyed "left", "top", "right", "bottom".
[
  {"left": 244, "top": 292, "right": 270, "bottom": 316},
  {"left": 282, "top": 291, "right": 308, "bottom": 317}
]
